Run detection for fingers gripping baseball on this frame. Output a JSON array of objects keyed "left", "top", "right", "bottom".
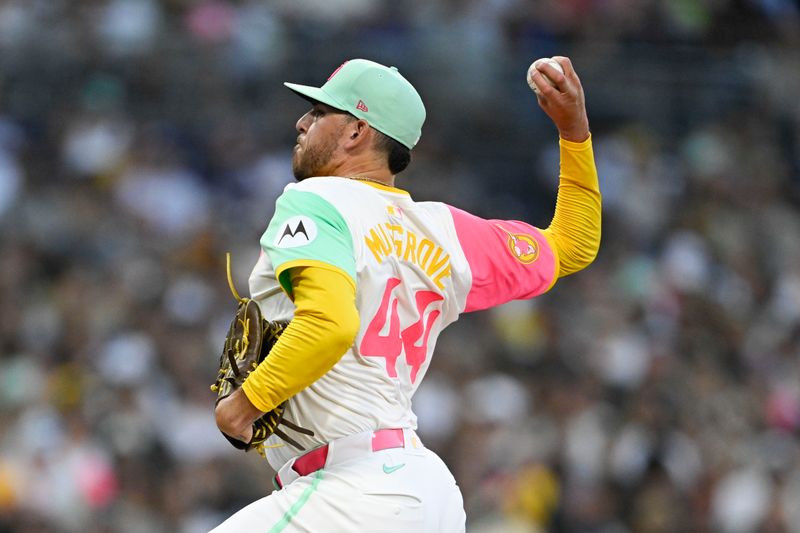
[{"left": 528, "top": 56, "right": 590, "bottom": 142}]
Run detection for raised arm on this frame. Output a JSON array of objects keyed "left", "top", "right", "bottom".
[
  {"left": 530, "top": 56, "right": 601, "bottom": 277},
  {"left": 448, "top": 57, "right": 601, "bottom": 313}
]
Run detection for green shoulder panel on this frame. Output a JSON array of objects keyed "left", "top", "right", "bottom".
[{"left": 261, "top": 188, "right": 356, "bottom": 294}]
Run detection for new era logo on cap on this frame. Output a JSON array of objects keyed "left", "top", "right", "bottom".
[{"left": 356, "top": 100, "right": 368, "bottom": 112}]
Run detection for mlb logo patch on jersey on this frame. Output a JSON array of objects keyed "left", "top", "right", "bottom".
[
  {"left": 386, "top": 205, "right": 403, "bottom": 218},
  {"left": 274, "top": 216, "right": 318, "bottom": 248}
]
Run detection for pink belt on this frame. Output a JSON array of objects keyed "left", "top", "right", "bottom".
[{"left": 274, "top": 428, "right": 412, "bottom": 489}]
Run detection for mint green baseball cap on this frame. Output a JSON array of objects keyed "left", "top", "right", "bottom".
[{"left": 284, "top": 59, "right": 426, "bottom": 149}]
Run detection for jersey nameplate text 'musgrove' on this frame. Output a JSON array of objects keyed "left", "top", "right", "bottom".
[{"left": 364, "top": 222, "right": 451, "bottom": 289}]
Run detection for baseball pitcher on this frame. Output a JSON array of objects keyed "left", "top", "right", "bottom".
[{"left": 212, "top": 57, "right": 601, "bottom": 532}]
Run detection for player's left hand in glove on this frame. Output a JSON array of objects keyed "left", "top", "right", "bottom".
[{"left": 211, "top": 256, "right": 313, "bottom": 455}]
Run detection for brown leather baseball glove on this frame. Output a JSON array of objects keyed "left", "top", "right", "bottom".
[{"left": 211, "top": 256, "right": 313, "bottom": 455}]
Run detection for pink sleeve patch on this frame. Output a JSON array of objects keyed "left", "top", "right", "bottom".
[{"left": 447, "top": 206, "right": 557, "bottom": 313}]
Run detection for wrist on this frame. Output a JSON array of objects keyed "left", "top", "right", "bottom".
[
  {"left": 559, "top": 128, "right": 590, "bottom": 143},
  {"left": 559, "top": 133, "right": 592, "bottom": 149},
  {"left": 233, "top": 388, "right": 263, "bottom": 421},
  {"left": 557, "top": 115, "right": 590, "bottom": 143},
  {"left": 215, "top": 389, "right": 263, "bottom": 435}
]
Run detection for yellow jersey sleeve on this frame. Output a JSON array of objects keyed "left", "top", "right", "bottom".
[
  {"left": 540, "top": 135, "right": 602, "bottom": 278},
  {"left": 241, "top": 265, "right": 359, "bottom": 413}
]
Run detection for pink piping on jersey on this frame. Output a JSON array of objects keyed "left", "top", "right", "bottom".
[{"left": 447, "top": 205, "right": 556, "bottom": 313}]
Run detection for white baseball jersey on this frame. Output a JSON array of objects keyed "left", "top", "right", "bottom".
[{"left": 249, "top": 177, "right": 557, "bottom": 471}]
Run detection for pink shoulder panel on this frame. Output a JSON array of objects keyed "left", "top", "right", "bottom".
[{"left": 447, "top": 205, "right": 557, "bottom": 313}]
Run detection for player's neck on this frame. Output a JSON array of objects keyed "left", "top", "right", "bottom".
[{"left": 332, "top": 157, "right": 395, "bottom": 187}]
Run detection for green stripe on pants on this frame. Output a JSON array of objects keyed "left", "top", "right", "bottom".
[{"left": 268, "top": 470, "right": 324, "bottom": 533}]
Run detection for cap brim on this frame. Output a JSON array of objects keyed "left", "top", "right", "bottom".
[{"left": 284, "top": 83, "right": 349, "bottom": 113}]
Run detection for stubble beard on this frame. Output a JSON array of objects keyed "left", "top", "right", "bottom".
[{"left": 292, "top": 138, "right": 337, "bottom": 182}]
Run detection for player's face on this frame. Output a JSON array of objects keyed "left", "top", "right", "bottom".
[{"left": 292, "top": 103, "right": 350, "bottom": 181}]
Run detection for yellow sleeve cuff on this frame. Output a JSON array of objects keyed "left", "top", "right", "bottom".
[
  {"left": 559, "top": 134, "right": 593, "bottom": 151},
  {"left": 558, "top": 134, "right": 600, "bottom": 189}
]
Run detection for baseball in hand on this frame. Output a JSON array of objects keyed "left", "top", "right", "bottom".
[{"left": 527, "top": 58, "right": 564, "bottom": 93}]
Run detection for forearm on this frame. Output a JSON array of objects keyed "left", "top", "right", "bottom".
[
  {"left": 541, "top": 136, "right": 602, "bottom": 277},
  {"left": 241, "top": 266, "right": 359, "bottom": 412}
]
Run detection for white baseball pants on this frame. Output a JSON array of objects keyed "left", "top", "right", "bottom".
[{"left": 210, "top": 430, "right": 465, "bottom": 532}]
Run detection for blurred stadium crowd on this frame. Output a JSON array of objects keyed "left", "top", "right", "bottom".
[{"left": 1, "top": 0, "right": 800, "bottom": 532}]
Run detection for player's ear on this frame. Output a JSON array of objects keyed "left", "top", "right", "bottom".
[{"left": 342, "top": 119, "right": 371, "bottom": 149}]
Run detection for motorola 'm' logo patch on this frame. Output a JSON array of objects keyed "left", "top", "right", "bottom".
[{"left": 274, "top": 216, "right": 318, "bottom": 248}]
